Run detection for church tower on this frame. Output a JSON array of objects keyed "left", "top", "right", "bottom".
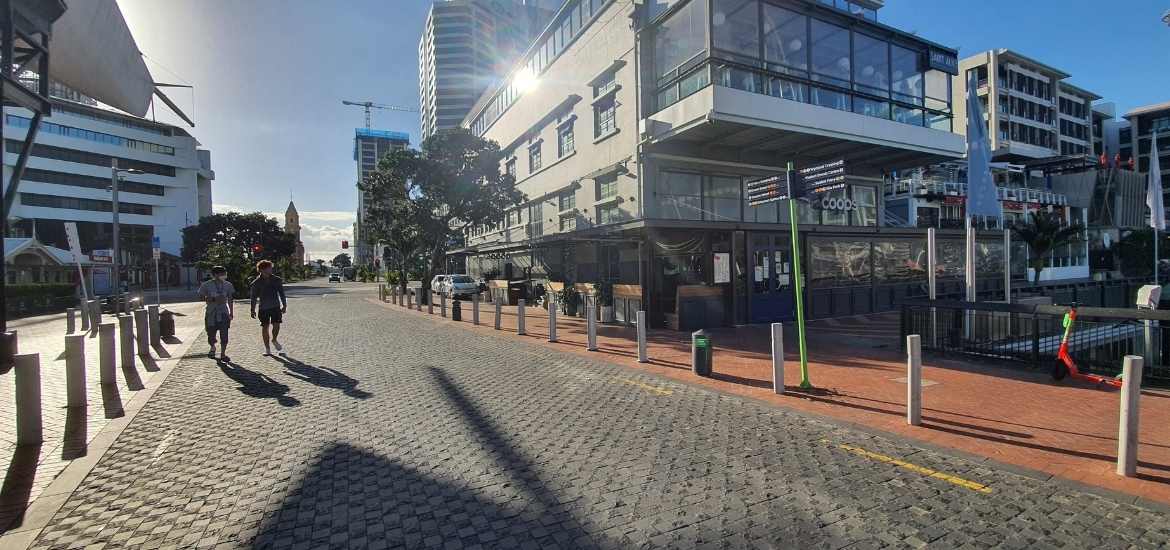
[{"left": 285, "top": 201, "right": 305, "bottom": 266}]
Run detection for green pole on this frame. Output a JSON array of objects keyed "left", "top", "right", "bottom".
[{"left": 786, "top": 161, "right": 812, "bottom": 389}]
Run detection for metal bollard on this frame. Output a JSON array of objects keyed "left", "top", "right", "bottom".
[
  {"left": 148, "top": 305, "right": 161, "bottom": 348},
  {"left": 452, "top": 299, "right": 462, "bottom": 321},
  {"left": 428, "top": 292, "right": 434, "bottom": 315},
  {"left": 134, "top": 309, "right": 150, "bottom": 357},
  {"left": 517, "top": 299, "right": 526, "bottom": 335},
  {"left": 1117, "top": 355, "right": 1144, "bottom": 477},
  {"left": 770, "top": 323, "right": 784, "bottom": 394},
  {"left": 548, "top": 295, "right": 557, "bottom": 342},
  {"left": 14, "top": 353, "right": 43, "bottom": 446},
  {"left": 472, "top": 292, "right": 480, "bottom": 325},
  {"left": 119, "top": 315, "right": 135, "bottom": 370},
  {"left": 66, "top": 307, "right": 77, "bottom": 334},
  {"left": 441, "top": 292, "right": 447, "bottom": 318},
  {"left": 494, "top": 300, "right": 502, "bottom": 330},
  {"left": 64, "top": 334, "right": 87, "bottom": 407},
  {"left": 586, "top": 298, "right": 597, "bottom": 351},
  {"left": 907, "top": 334, "right": 922, "bottom": 426},
  {"left": 637, "top": 311, "right": 648, "bottom": 363},
  {"left": 99, "top": 322, "right": 116, "bottom": 386}
]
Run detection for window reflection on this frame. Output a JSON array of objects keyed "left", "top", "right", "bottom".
[
  {"left": 712, "top": 0, "right": 759, "bottom": 59},
  {"left": 763, "top": 5, "right": 807, "bottom": 72},
  {"left": 810, "top": 19, "right": 850, "bottom": 87},
  {"left": 812, "top": 86, "right": 850, "bottom": 111},
  {"left": 852, "top": 33, "right": 889, "bottom": 96},
  {"left": 654, "top": 0, "right": 707, "bottom": 82}
]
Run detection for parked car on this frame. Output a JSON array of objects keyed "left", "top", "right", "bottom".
[
  {"left": 444, "top": 275, "right": 481, "bottom": 298},
  {"left": 100, "top": 293, "right": 141, "bottom": 313},
  {"left": 328, "top": 273, "right": 342, "bottom": 283}
]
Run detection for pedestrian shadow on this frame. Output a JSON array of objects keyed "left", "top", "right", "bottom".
[
  {"left": 217, "top": 361, "right": 300, "bottom": 407},
  {"left": 0, "top": 445, "right": 41, "bottom": 534},
  {"left": 61, "top": 406, "right": 88, "bottom": 460},
  {"left": 101, "top": 383, "right": 125, "bottom": 418},
  {"left": 272, "top": 355, "right": 371, "bottom": 399}
]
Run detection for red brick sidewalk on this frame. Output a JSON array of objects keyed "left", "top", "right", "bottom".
[{"left": 376, "top": 296, "right": 1170, "bottom": 506}]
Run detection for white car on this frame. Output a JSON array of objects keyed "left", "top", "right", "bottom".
[{"left": 431, "top": 274, "right": 480, "bottom": 298}]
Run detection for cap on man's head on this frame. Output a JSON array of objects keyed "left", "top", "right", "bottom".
[{"left": 210, "top": 265, "right": 227, "bottom": 275}]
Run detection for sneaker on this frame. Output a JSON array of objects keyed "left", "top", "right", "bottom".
[
  {"left": 273, "top": 340, "right": 283, "bottom": 352},
  {"left": 264, "top": 348, "right": 272, "bottom": 356},
  {"left": 219, "top": 354, "right": 230, "bottom": 363},
  {"left": 207, "top": 348, "right": 216, "bottom": 359}
]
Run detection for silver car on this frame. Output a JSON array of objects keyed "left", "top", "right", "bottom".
[{"left": 435, "top": 274, "right": 480, "bottom": 298}]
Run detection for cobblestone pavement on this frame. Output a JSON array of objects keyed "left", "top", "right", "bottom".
[{"left": 22, "top": 282, "right": 1170, "bottom": 549}]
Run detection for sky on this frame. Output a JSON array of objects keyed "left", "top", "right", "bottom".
[{"left": 116, "top": 0, "right": 1170, "bottom": 261}]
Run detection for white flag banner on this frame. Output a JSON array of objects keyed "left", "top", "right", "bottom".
[{"left": 1150, "top": 130, "right": 1165, "bottom": 231}]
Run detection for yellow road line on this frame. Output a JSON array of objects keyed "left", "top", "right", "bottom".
[
  {"left": 614, "top": 377, "right": 673, "bottom": 396},
  {"left": 830, "top": 441, "right": 992, "bottom": 494}
]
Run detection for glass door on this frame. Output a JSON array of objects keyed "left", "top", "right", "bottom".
[{"left": 748, "top": 234, "right": 795, "bottom": 323}]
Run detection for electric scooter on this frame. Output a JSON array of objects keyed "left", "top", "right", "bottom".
[{"left": 1052, "top": 303, "right": 1124, "bottom": 389}]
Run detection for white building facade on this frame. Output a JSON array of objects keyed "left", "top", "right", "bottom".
[{"left": 3, "top": 98, "right": 214, "bottom": 290}]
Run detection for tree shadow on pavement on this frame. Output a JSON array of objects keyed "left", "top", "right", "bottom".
[
  {"left": 217, "top": 361, "right": 300, "bottom": 407},
  {"left": 271, "top": 355, "right": 372, "bottom": 399}
]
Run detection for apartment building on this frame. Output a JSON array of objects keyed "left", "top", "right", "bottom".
[
  {"left": 458, "top": 0, "right": 967, "bottom": 326},
  {"left": 1125, "top": 101, "right": 1170, "bottom": 218},
  {"left": 3, "top": 98, "right": 214, "bottom": 291},
  {"left": 954, "top": 49, "right": 1099, "bottom": 161},
  {"left": 352, "top": 128, "right": 410, "bottom": 267}
]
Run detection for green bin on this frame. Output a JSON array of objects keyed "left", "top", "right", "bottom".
[{"left": 692, "top": 329, "right": 712, "bottom": 377}]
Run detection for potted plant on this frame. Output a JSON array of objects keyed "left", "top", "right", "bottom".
[
  {"left": 559, "top": 285, "right": 579, "bottom": 316},
  {"left": 594, "top": 282, "right": 615, "bottom": 323}
]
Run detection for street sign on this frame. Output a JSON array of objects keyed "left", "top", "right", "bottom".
[
  {"left": 151, "top": 236, "right": 160, "bottom": 248},
  {"left": 746, "top": 171, "right": 801, "bottom": 206},
  {"left": 799, "top": 159, "right": 848, "bottom": 195},
  {"left": 90, "top": 249, "right": 113, "bottom": 263},
  {"left": 152, "top": 248, "right": 160, "bottom": 260},
  {"left": 64, "top": 222, "right": 83, "bottom": 260}
]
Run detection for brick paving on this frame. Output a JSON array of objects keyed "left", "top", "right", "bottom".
[
  {"left": 15, "top": 282, "right": 1170, "bottom": 548},
  {"left": 431, "top": 295, "right": 1170, "bottom": 507},
  {"left": 0, "top": 301, "right": 206, "bottom": 532}
]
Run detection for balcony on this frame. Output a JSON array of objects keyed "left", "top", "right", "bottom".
[{"left": 884, "top": 177, "right": 1069, "bottom": 206}]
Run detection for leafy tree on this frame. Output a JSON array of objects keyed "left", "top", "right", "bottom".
[
  {"left": 331, "top": 253, "right": 352, "bottom": 268},
  {"left": 359, "top": 128, "right": 523, "bottom": 295},
  {"left": 314, "top": 259, "right": 326, "bottom": 275},
  {"left": 195, "top": 243, "right": 250, "bottom": 291},
  {"left": 1011, "top": 210, "right": 1084, "bottom": 285},
  {"left": 182, "top": 212, "right": 297, "bottom": 265},
  {"left": 1117, "top": 228, "right": 1169, "bottom": 278}
]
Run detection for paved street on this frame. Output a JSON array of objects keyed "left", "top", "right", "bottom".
[{"left": 17, "top": 280, "right": 1170, "bottom": 549}]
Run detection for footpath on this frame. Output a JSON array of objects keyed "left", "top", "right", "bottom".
[{"left": 375, "top": 292, "right": 1170, "bottom": 508}]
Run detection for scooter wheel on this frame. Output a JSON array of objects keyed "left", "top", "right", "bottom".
[{"left": 1052, "top": 361, "right": 1069, "bottom": 381}]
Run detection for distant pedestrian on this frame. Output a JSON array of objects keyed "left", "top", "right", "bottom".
[
  {"left": 197, "top": 265, "right": 235, "bottom": 361},
  {"left": 249, "top": 260, "right": 287, "bottom": 355}
]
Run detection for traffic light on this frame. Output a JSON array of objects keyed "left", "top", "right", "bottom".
[
  {"left": 342, "top": 240, "right": 349, "bottom": 249},
  {"left": 252, "top": 244, "right": 263, "bottom": 255}
]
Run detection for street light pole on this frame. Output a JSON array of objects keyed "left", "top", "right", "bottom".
[{"left": 110, "top": 159, "right": 121, "bottom": 313}]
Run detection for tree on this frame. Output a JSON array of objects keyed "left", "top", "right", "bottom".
[
  {"left": 1117, "top": 228, "right": 1169, "bottom": 278},
  {"left": 331, "top": 253, "right": 352, "bottom": 268},
  {"left": 182, "top": 212, "right": 297, "bottom": 265},
  {"left": 315, "top": 259, "right": 326, "bottom": 275},
  {"left": 359, "top": 128, "right": 523, "bottom": 294},
  {"left": 1011, "top": 210, "right": 1084, "bottom": 285}
]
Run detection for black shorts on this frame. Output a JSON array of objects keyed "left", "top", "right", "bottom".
[{"left": 258, "top": 307, "right": 283, "bottom": 326}]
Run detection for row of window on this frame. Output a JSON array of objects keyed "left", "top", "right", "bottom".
[
  {"left": 655, "top": 170, "right": 878, "bottom": 226},
  {"left": 4, "top": 140, "right": 177, "bottom": 177},
  {"left": 1059, "top": 118, "right": 1089, "bottom": 142},
  {"left": 998, "top": 121, "right": 1055, "bottom": 149},
  {"left": 468, "top": 174, "right": 622, "bottom": 239},
  {"left": 1060, "top": 141, "right": 1089, "bottom": 156},
  {"left": 997, "top": 94, "right": 1053, "bottom": 125},
  {"left": 7, "top": 115, "right": 175, "bottom": 155},
  {"left": 470, "top": 0, "right": 611, "bottom": 136},
  {"left": 21, "top": 167, "right": 166, "bottom": 196},
  {"left": 1058, "top": 96, "right": 1089, "bottom": 119},
  {"left": 996, "top": 65, "right": 1053, "bottom": 101},
  {"left": 51, "top": 103, "right": 173, "bottom": 137},
  {"left": 20, "top": 192, "right": 153, "bottom": 215}
]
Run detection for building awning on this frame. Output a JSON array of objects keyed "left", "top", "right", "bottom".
[{"left": 49, "top": 0, "right": 154, "bottom": 116}]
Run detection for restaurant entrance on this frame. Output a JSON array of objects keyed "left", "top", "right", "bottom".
[{"left": 748, "top": 233, "right": 795, "bottom": 323}]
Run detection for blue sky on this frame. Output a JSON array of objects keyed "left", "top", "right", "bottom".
[{"left": 117, "top": 0, "right": 1170, "bottom": 260}]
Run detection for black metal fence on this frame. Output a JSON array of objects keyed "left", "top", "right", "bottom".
[{"left": 900, "top": 299, "right": 1170, "bottom": 387}]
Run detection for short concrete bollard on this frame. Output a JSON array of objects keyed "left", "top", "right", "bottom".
[
  {"left": 64, "top": 334, "right": 87, "bottom": 407},
  {"left": 771, "top": 323, "right": 784, "bottom": 394},
  {"left": 1117, "top": 355, "right": 1144, "bottom": 477},
  {"left": 134, "top": 309, "right": 150, "bottom": 357},
  {"left": 66, "top": 307, "right": 78, "bottom": 334},
  {"left": 441, "top": 293, "right": 447, "bottom": 318},
  {"left": 494, "top": 300, "right": 502, "bottom": 330},
  {"left": 586, "top": 299, "right": 598, "bottom": 351},
  {"left": 148, "top": 305, "right": 161, "bottom": 348},
  {"left": 548, "top": 296, "right": 557, "bottom": 342},
  {"left": 88, "top": 299, "right": 101, "bottom": 333},
  {"left": 415, "top": 289, "right": 421, "bottom": 311},
  {"left": 637, "top": 311, "right": 648, "bottom": 363},
  {"left": 472, "top": 293, "right": 480, "bottom": 325},
  {"left": 80, "top": 301, "right": 91, "bottom": 332},
  {"left": 99, "top": 322, "right": 116, "bottom": 386},
  {"left": 407, "top": 288, "right": 413, "bottom": 309},
  {"left": 517, "top": 299, "right": 526, "bottom": 335},
  {"left": 14, "top": 353, "right": 43, "bottom": 446},
  {"left": 119, "top": 315, "right": 135, "bottom": 370},
  {"left": 428, "top": 292, "right": 434, "bottom": 315},
  {"left": 906, "top": 334, "right": 922, "bottom": 426}
]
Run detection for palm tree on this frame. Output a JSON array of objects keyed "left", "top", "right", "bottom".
[{"left": 1011, "top": 210, "right": 1084, "bottom": 285}]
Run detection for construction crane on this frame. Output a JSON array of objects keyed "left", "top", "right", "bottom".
[{"left": 341, "top": 100, "right": 418, "bottom": 129}]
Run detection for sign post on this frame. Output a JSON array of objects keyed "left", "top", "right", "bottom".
[
  {"left": 152, "top": 236, "right": 161, "bottom": 306},
  {"left": 64, "top": 223, "right": 90, "bottom": 302}
]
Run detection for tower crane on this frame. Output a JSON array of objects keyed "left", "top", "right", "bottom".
[{"left": 341, "top": 100, "right": 418, "bottom": 129}]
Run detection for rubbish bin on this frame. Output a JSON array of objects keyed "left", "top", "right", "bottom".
[
  {"left": 452, "top": 299, "right": 462, "bottom": 321},
  {"left": 692, "top": 329, "right": 712, "bottom": 376},
  {"left": 159, "top": 309, "right": 176, "bottom": 337}
]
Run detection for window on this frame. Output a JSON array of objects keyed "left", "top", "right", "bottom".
[
  {"left": 656, "top": 171, "right": 702, "bottom": 220},
  {"left": 704, "top": 176, "right": 741, "bottom": 221},
  {"left": 22, "top": 167, "right": 165, "bottom": 196},
  {"left": 712, "top": 0, "right": 759, "bottom": 59},
  {"left": 597, "top": 175, "right": 618, "bottom": 199},
  {"left": 505, "top": 157, "right": 517, "bottom": 179},
  {"left": 559, "top": 192, "right": 576, "bottom": 212},
  {"left": 810, "top": 19, "right": 850, "bottom": 87},
  {"left": 594, "top": 95, "right": 616, "bottom": 138},
  {"left": 527, "top": 203, "right": 543, "bottom": 238},
  {"left": 4, "top": 140, "right": 175, "bottom": 176},
  {"left": 653, "top": 0, "right": 706, "bottom": 81},
  {"left": 716, "top": 64, "right": 763, "bottom": 93},
  {"left": 5, "top": 115, "right": 174, "bottom": 155},
  {"left": 594, "top": 70, "right": 617, "bottom": 98},
  {"left": 597, "top": 203, "right": 620, "bottom": 225},
  {"left": 559, "top": 216, "right": 577, "bottom": 232},
  {"left": 20, "top": 192, "right": 152, "bottom": 215},
  {"left": 852, "top": 33, "right": 889, "bottom": 96},
  {"left": 893, "top": 105, "right": 923, "bottom": 126},
  {"left": 557, "top": 118, "right": 575, "bottom": 157},
  {"left": 528, "top": 141, "right": 542, "bottom": 172},
  {"left": 812, "top": 87, "right": 850, "bottom": 111},
  {"left": 762, "top": 5, "right": 807, "bottom": 72},
  {"left": 890, "top": 45, "right": 923, "bottom": 105},
  {"left": 768, "top": 77, "right": 807, "bottom": 102},
  {"left": 852, "top": 186, "right": 877, "bottom": 226},
  {"left": 853, "top": 96, "right": 889, "bottom": 119}
]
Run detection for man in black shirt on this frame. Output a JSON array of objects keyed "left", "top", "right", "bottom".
[{"left": 249, "top": 260, "right": 287, "bottom": 355}]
